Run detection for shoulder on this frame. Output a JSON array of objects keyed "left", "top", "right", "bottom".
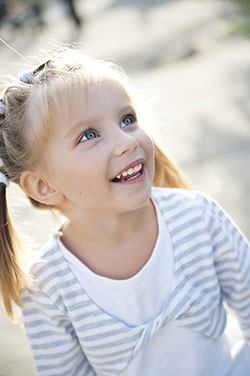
[
  {"left": 151, "top": 186, "right": 214, "bottom": 211},
  {"left": 151, "top": 187, "right": 223, "bottom": 233},
  {"left": 151, "top": 187, "right": 249, "bottom": 246},
  {"left": 21, "top": 233, "right": 73, "bottom": 314},
  {"left": 24, "top": 233, "right": 69, "bottom": 295}
]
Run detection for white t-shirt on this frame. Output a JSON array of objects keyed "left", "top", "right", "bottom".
[
  {"left": 59, "top": 198, "right": 173, "bottom": 326},
  {"left": 58, "top": 198, "right": 250, "bottom": 375}
]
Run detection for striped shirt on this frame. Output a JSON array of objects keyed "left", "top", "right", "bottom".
[{"left": 21, "top": 187, "right": 250, "bottom": 375}]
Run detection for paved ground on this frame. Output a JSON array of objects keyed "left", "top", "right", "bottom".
[{"left": 0, "top": 0, "right": 249, "bottom": 374}]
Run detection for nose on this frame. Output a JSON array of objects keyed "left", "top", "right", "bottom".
[{"left": 112, "top": 128, "right": 139, "bottom": 157}]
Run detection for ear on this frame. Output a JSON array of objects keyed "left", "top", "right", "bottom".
[{"left": 20, "top": 171, "right": 64, "bottom": 206}]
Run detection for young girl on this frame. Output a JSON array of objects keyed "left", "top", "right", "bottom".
[{"left": 0, "top": 47, "right": 249, "bottom": 376}]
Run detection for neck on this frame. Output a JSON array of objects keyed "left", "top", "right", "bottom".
[
  {"left": 62, "top": 199, "right": 154, "bottom": 248},
  {"left": 60, "top": 198, "right": 158, "bottom": 279}
]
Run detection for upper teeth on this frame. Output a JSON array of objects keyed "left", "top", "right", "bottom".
[{"left": 116, "top": 163, "right": 142, "bottom": 179}]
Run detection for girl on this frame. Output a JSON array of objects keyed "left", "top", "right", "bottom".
[{"left": 0, "top": 47, "right": 249, "bottom": 376}]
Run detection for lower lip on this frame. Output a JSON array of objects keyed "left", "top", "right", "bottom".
[{"left": 112, "top": 166, "right": 145, "bottom": 185}]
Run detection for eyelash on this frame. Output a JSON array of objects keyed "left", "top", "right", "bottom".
[
  {"left": 78, "top": 128, "right": 99, "bottom": 143},
  {"left": 78, "top": 113, "right": 137, "bottom": 144},
  {"left": 121, "top": 113, "right": 137, "bottom": 128}
]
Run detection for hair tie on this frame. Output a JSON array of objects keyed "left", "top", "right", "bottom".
[
  {"left": 0, "top": 100, "right": 6, "bottom": 118},
  {"left": 0, "top": 172, "right": 9, "bottom": 187},
  {"left": 19, "top": 71, "right": 34, "bottom": 84}
]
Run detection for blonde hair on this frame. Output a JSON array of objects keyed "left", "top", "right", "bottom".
[
  {"left": 152, "top": 142, "right": 189, "bottom": 189},
  {"left": 0, "top": 47, "right": 189, "bottom": 319}
]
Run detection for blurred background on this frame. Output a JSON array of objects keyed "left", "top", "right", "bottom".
[{"left": 0, "top": 0, "right": 250, "bottom": 375}]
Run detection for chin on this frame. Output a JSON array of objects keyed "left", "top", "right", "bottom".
[{"left": 124, "top": 186, "right": 152, "bottom": 212}]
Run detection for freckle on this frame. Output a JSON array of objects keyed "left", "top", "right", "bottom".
[{"left": 80, "top": 190, "right": 83, "bottom": 194}]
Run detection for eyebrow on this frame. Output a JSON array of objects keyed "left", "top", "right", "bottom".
[{"left": 65, "top": 120, "right": 88, "bottom": 140}]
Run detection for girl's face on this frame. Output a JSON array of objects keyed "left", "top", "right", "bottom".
[{"left": 42, "top": 78, "right": 154, "bottom": 218}]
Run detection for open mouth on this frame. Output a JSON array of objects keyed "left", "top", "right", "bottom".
[{"left": 111, "top": 163, "right": 144, "bottom": 183}]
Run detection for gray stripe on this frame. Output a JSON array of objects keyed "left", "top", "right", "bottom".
[
  {"left": 87, "top": 346, "right": 133, "bottom": 360},
  {"left": 71, "top": 308, "right": 103, "bottom": 317},
  {"left": 179, "top": 294, "right": 218, "bottom": 320},
  {"left": 167, "top": 209, "right": 203, "bottom": 231},
  {"left": 216, "top": 265, "right": 246, "bottom": 277},
  {"left": 38, "top": 267, "right": 72, "bottom": 287},
  {"left": 83, "top": 332, "right": 141, "bottom": 351},
  {"left": 227, "top": 300, "right": 250, "bottom": 315},
  {"left": 81, "top": 328, "right": 132, "bottom": 342},
  {"left": 175, "top": 253, "right": 214, "bottom": 276},
  {"left": 64, "top": 289, "right": 87, "bottom": 300},
  {"left": 37, "top": 353, "right": 84, "bottom": 372},
  {"left": 175, "top": 240, "right": 212, "bottom": 262},
  {"left": 156, "top": 191, "right": 183, "bottom": 204},
  {"left": 78, "top": 318, "right": 116, "bottom": 332},
  {"left": 47, "top": 277, "right": 77, "bottom": 291},
  {"left": 23, "top": 306, "right": 58, "bottom": 316},
  {"left": 170, "top": 215, "right": 205, "bottom": 238},
  {"left": 33, "top": 256, "right": 64, "bottom": 275},
  {"left": 32, "top": 339, "right": 74, "bottom": 350},
  {"left": 213, "top": 237, "right": 229, "bottom": 252},
  {"left": 92, "top": 354, "right": 131, "bottom": 367},
  {"left": 172, "top": 228, "right": 208, "bottom": 247},
  {"left": 168, "top": 275, "right": 218, "bottom": 319},
  {"left": 28, "top": 330, "right": 65, "bottom": 339}
]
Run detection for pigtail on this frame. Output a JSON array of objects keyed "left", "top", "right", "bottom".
[
  {"left": 152, "top": 140, "right": 190, "bottom": 189},
  {"left": 0, "top": 181, "right": 25, "bottom": 320}
]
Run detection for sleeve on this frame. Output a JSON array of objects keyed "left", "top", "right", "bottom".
[
  {"left": 21, "top": 287, "right": 96, "bottom": 376},
  {"left": 198, "top": 193, "right": 250, "bottom": 345}
]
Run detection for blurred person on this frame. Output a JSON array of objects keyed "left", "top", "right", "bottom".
[
  {"left": 61, "top": 0, "right": 83, "bottom": 29},
  {"left": 0, "top": 0, "right": 8, "bottom": 25},
  {"left": 0, "top": 45, "right": 250, "bottom": 376},
  {"left": 5, "top": 0, "right": 44, "bottom": 29}
]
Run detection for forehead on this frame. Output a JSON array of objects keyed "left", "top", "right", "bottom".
[
  {"left": 73, "top": 78, "right": 131, "bottom": 105},
  {"left": 53, "top": 78, "right": 133, "bottom": 123}
]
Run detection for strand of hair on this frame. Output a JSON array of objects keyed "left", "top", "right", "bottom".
[{"left": 0, "top": 38, "right": 29, "bottom": 64}]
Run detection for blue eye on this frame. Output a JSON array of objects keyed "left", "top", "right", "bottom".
[
  {"left": 79, "top": 129, "right": 98, "bottom": 143},
  {"left": 121, "top": 114, "right": 136, "bottom": 128}
]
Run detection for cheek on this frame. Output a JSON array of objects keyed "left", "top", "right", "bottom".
[
  {"left": 140, "top": 133, "right": 155, "bottom": 179},
  {"left": 146, "top": 135, "right": 154, "bottom": 155},
  {"left": 78, "top": 157, "right": 109, "bottom": 191},
  {"left": 143, "top": 134, "right": 154, "bottom": 162}
]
